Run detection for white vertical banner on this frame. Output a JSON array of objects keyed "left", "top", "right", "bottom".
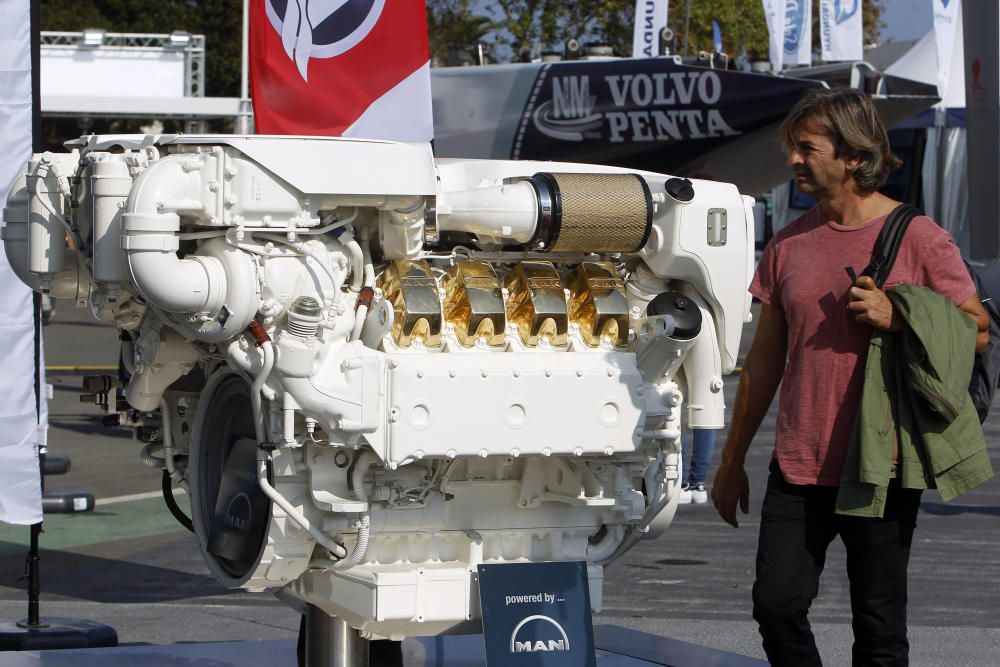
[
  {"left": 784, "top": 0, "right": 813, "bottom": 66},
  {"left": 820, "top": 0, "right": 864, "bottom": 62},
  {"left": 632, "top": 0, "right": 668, "bottom": 58},
  {"left": 0, "top": 0, "right": 42, "bottom": 526},
  {"left": 933, "top": 0, "right": 961, "bottom": 101},
  {"left": 762, "top": 0, "right": 786, "bottom": 71}
]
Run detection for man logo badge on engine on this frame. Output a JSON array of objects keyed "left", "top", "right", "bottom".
[
  {"left": 479, "top": 561, "right": 595, "bottom": 666},
  {"left": 510, "top": 615, "right": 571, "bottom": 653}
]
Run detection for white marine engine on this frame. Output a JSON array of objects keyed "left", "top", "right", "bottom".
[{"left": 2, "top": 135, "right": 753, "bottom": 639}]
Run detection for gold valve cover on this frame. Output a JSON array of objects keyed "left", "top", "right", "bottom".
[
  {"left": 377, "top": 261, "right": 442, "bottom": 347},
  {"left": 567, "top": 261, "right": 630, "bottom": 347},
  {"left": 441, "top": 260, "right": 506, "bottom": 347},
  {"left": 504, "top": 261, "right": 568, "bottom": 347}
]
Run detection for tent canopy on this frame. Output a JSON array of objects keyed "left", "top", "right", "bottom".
[{"left": 886, "top": 23, "right": 966, "bottom": 128}]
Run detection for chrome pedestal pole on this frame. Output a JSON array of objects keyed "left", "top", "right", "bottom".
[{"left": 305, "top": 606, "right": 369, "bottom": 667}]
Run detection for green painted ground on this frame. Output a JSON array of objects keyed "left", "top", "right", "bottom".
[{"left": 0, "top": 495, "right": 190, "bottom": 555}]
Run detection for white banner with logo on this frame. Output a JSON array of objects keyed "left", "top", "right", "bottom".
[
  {"left": 762, "top": 0, "right": 786, "bottom": 71},
  {"left": 632, "top": 0, "right": 668, "bottom": 58},
  {"left": 933, "top": 0, "right": 961, "bottom": 100},
  {"left": 0, "top": 0, "right": 42, "bottom": 525},
  {"left": 784, "top": 0, "right": 813, "bottom": 66},
  {"left": 820, "top": 0, "right": 863, "bottom": 62}
]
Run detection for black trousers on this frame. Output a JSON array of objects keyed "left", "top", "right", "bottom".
[{"left": 752, "top": 461, "right": 922, "bottom": 667}]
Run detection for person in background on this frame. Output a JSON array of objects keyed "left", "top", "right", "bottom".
[
  {"left": 678, "top": 428, "right": 716, "bottom": 504},
  {"left": 711, "top": 87, "right": 989, "bottom": 666}
]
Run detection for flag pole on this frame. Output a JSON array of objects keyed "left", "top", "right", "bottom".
[
  {"left": 1, "top": 6, "right": 118, "bottom": 649},
  {"left": 683, "top": 0, "right": 692, "bottom": 56},
  {"left": 238, "top": 0, "right": 251, "bottom": 134}
]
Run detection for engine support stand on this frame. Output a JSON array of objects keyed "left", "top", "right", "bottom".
[{"left": 305, "top": 606, "right": 368, "bottom": 667}]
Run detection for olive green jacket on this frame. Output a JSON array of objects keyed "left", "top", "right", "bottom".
[{"left": 836, "top": 284, "right": 994, "bottom": 518}]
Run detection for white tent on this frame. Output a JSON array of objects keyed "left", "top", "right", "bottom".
[
  {"left": 771, "top": 9, "right": 970, "bottom": 250},
  {"left": 886, "top": 3, "right": 970, "bottom": 253}
]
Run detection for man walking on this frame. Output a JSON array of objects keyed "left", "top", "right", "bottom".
[{"left": 712, "top": 88, "right": 989, "bottom": 666}]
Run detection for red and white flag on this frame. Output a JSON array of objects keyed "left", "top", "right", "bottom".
[{"left": 249, "top": 0, "right": 433, "bottom": 141}]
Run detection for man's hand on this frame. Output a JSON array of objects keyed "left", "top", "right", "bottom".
[
  {"left": 848, "top": 276, "right": 902, "bottom": 331},
  {"left": 711, "top": 461, "right": 750, "bottom": 528}
]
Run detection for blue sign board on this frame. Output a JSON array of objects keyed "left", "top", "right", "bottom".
[
  {"left": 478, "top": 561, "right": 596, "bottom": 667},
  {"left": 510, "top": 58, "right": 822, "bottom": 177}
]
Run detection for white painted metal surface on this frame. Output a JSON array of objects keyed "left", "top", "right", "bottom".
[{"left": 1, "top": 135, "right": 753, "bottom": 638}]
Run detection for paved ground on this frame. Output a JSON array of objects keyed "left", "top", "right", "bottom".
[{"left": 2, "top": 302, "right": 1000, "bottom": 665}]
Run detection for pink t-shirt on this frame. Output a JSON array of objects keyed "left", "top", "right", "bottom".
[{"left": 750, "top": 206, "right": 976, "bottom": 485}]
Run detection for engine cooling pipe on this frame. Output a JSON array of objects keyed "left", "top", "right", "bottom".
[
  {"left": 159, "top": 399, "right": 187, "bottom": 491},
  {"left": 249, "top": 328, "right": 348, "bottom": 561},
  {"left": 120, "top": 156, "right": 258, "bottom": 341},
  {"left": 120, "top": 156, "right": 225, "bottom": 315},
  {"left": 256, "top": 448, "right": 349, "bottom": 560},
  {"left": 225, "top": 336, "right": 265, "bottom": 375},
  {"left": 376, "top": 196, "right": 426, "bottom": 260},
  {"left": 678, "top": 288, "right": 725, "bottom": 429},
  {"left": 436, "top": 172, "right": 653, "bottom": 252},
  {"left": 586, "top": 523, "right": 626, "bottom": 562},
  {"left": 323, "top": 452, "right": 378, "bottom": 570},
  {"left": 435, "top": 180, "right": 538, "bottom": 243}
]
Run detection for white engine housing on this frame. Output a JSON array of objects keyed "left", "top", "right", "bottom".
[{"left": 1, "top": 134, "right": 753, "bottom": 639}]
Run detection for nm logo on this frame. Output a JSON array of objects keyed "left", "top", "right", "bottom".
[
  {"left": 509, "top": 615, "right": 570, "bottom": 654},
  {"left": 531, "top": 75, "right": 602, "bottom": 142}
]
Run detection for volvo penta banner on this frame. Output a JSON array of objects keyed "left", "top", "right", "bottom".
[
  {"left": 820, "top": 0, "right": 863, "bottom": 62},
  {"left": 784, "top": 0, "right": 812, "bottom": 67},
  {"left": 507, "top": 59, "right": 819, "bottom": 176},
  {"left": 632, "top": 0, "right": 668, "bottom": 58},
  {"left": 0, "top": 0, "right": 43, "bottom": 525},
  {"left": 249, "top": 0, "right": 433, "bottom": 140}
]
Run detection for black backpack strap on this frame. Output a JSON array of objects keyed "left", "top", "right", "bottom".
[{"left": 860, "top": 204, "right": 921, "bottom": 289}]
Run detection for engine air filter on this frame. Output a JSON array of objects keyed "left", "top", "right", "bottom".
[{"left": 527, "top": 172, "right": 653, "bottom": 253}]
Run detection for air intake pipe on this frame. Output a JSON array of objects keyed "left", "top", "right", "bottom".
[
  {"left": 436, "top": 172, "right": 653, "bottom": 251},
  {"left": 120, "top": 156, "right": 258, "bottom": 342}
]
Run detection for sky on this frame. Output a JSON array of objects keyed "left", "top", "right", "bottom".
[{"left": 880, "top": 0, "right": 934, "bottom": 43}]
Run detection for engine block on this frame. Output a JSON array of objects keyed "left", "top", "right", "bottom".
[{"left": 2, "top": 134, "right": 754, "bottom": 639}]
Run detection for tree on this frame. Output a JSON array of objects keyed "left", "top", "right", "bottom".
[
  {"left": 426, "top": 0, "right": 497, "bottom": 66},
  {"left": 490, "top": 0, "right": 561, "bottom": 59},
  {"left": 41, "top": 1, "right": 241, "bottom": 98},
  {"left": 478, "top": 0, "right": 885, "bottom": 64},
  {"left": 665, "top": 1, "right": 885, "bottom": 61}
]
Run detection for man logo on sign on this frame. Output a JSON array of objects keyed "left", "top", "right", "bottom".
[
  {"left": 509, "top": 615, "right": 571, "bottom": 654},
  {"left": 265, "top": 0, "right": 385, "bottom": 81},
  {"left": 223, "top": 492, "right": 253, "bottom": 532}
]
